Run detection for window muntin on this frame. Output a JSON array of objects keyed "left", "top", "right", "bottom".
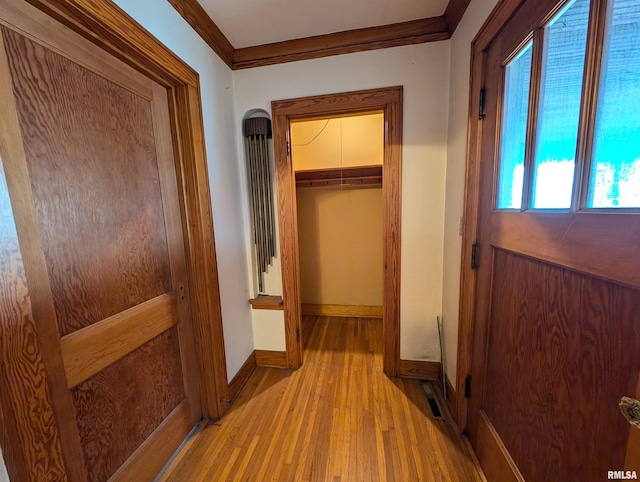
[
  {"left": 532, "top": 0, "right": 591, "bottom": 209},
  {"left": 494, "top": 0, "right": 640, "bottom": 211},
  {"left": 588, "top": 0, "right": 640, "bottom": 208},
  {"left": 497, "top": 42, "right": 533, "bottom": 210}
]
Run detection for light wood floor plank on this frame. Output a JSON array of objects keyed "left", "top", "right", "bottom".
[{"left": 160, "top": 316, "right": 484, "bottom": 481}]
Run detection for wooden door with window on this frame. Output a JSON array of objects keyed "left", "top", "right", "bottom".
[
  {"left": 468, "top": 0, "right": 640, "bottom": 479},
  {"left": 0, "top": 1, "right": 201, "bottom": 481}
]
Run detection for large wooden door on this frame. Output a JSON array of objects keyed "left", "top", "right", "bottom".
[
  {"left": 467, "top": 0, "right": 640, "bottom": 480},
  {"left": 0, "top": 1, "right": 201, "bottom": 480}
]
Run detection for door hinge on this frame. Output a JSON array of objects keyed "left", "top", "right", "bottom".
[
  {"left": 296, "top": 328, "right": 300, "bottom": 342},
  {"left": 471, "top": 243, "right": 479, "bottom": 270},
  {"left": 479, "top": 89, "right": 486, "bottom": 120},
  {"left": 286, "top": 140, "right": 291, "bottom": 156},
  {"left": 464, "top": 375, "right": 471, "bottom": 399}
]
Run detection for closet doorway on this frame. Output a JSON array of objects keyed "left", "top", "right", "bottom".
[
  {"left": 271, "top": 87, "right": 402, "bottom": 375},
  {"left": 292, "top": 113, "right": 384, "bottom": 356}
]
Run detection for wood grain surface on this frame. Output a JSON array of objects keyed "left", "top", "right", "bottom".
[
  {"left": 228, "top": 351, "right": 257, "bottom": 402},
  {"left": 111, "top": 400, "right": 195, "bottom": 481},
  {"left": 60, "top": 293, "right": 178, "bottom": 388},
  {"left": 295, "top": 165, "right": 383, "bottom": 188},
  {"left": 444, "top": 0, "right": 473, "bottom": 35},
  {"left": 150, "top": 81, "right": 202, "bottom": 423},
  {"left": 71, "top": 328, "right": 185, "bottom": 482},
  {"left": 484, "top": 250, "right": 640, "bottom": 481},
  {"left": 170, "top": 83, "right": 229, "bottom": 417},
  {"left": 3, "top": 27, "right": 172, "bottom": 336},
  {"left": 456, "top": 0, "right": 526, "bottom": 437},
  {"left": 25, "top": 0, "right": 199, "bottom": 86},
  {"left": 0, "top": 24, "right": 88, "bottom": 481},
  {"left": 382, "top": 91, "right": 402, "bottom": 378},
  {"left": 254, "top": 350, "right": 288, "bottom": 368},
  {"left": 0, "top": 139, "right": 67, "bottom": 482},
  {"left": 17, "top": 0, "right": 228, "bottom": 422},
  {"left": 0, "top": 0, "right": 153, "bottom": 101},
  {"left": 0, "top": 1, "right": 227, "bottom": 478},
  {"left": 233, "top": 17, "right": 449, "bottom": 69},
  {"left": 160, "top": 316, "right": 485, "bottom": 481},
  {"left": 249, "top": 295, "right": 284, "bottom": 311},
  {"left": 301, "top": 304, "right": 383, "bottom": 318},
  {"left": 167, "top": 0, "right": 233, "bottom": 68},
  {"left": 475, "top": 411, "right": 524, "bottom": 482},
  {"left": 399, "top": 360, "right": 442, "bottom": 380},
  {"left": 489, "top": 211, "right": 640, "bottom": 289}
]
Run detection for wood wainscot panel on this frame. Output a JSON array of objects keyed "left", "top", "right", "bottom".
[
  {"left": 255, "top": 350, "right": 288, "bottom": 369},
  {"left": 482, "top": 250, "right": 640, "bottom": 480}
]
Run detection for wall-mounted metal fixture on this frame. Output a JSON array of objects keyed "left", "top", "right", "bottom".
[{"left": 244, "top": 116, "right": 275, "bottom": 292}]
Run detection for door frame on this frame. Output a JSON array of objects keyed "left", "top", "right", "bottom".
[
  {"left": 271, "top": 87, "right": 403, "bottom": 375},
  {"left": 0, "top": 1, "right": 229, "bottom": 480},
  {"left": 455, "top": 0, "right": 528, "bottom": 431}
]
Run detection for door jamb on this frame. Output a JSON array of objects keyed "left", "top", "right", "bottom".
[
  {"left": 456, "top": 0, "right": 534, "bottom": 431},
  {"left": 271, "top": 87, "right": 403, "bottom": 375},
  {"left": 0, "top": 1, "right": 229, "bottom": 479}
]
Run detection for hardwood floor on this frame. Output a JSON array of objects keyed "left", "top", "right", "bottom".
[{"left": 160, "top": 316, "right": 485, "bottom": 481}]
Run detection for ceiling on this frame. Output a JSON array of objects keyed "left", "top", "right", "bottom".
[{"left": 196, "top": 0, "right": 450, "bottom": 48}]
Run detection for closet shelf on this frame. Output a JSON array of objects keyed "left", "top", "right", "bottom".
[{"left": 295, "top": 165, "right": 382, "bottom": 188}]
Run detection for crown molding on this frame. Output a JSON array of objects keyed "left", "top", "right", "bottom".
[
  {"left": 444, "top": 0, "right": 473, "bottom": 35},
  {"left": 168, "top": 0, "right": 473, "bottom": 70},
  {"left": 232, "top": 16, "right": 449, "bottom": 69},
  {"left": 167, "top": 0, "right": 234, "bottom": 68}
]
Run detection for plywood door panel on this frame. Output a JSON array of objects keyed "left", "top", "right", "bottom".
[
  {"left": 0, "top": 2, "right": 202, "bottom": 479},
  {"left": 71, "top": 328, "right": 184, "bottom": 482},
  {"left": 2, "top": 26, "right": 172, "bottom": 337},
  {"left": 485, "top": 250, "right": 639, "bottom": 481}
]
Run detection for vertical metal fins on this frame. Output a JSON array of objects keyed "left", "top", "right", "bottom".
[{"left": 244, "top": 118, "right": 275, "bottom": 293}]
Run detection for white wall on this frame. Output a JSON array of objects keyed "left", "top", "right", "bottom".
[
  {"left": 443, "top": 0, "right": 500, "bottom": 385},
  {"left": 110, "top": 0, "right": 502, "bottom": 377},
  {"left": 234, "top": 43, "right": 451, "bottom": 361},
  {"left": 113, "top": 0, "right": 254, "bottom": 380},
  {"left": 0, "top": 449, "right": 8, "bottom": 482}
]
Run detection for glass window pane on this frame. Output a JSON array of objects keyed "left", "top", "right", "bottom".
[
  {"left": 532, "top": 0, "right": 590, "bottom": 209},
  {"left": 588, "top": 0, "right": 640, "bottom": 208},
  {"left": 498, "top": 42, "right": 533, "bottom": 210}
]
